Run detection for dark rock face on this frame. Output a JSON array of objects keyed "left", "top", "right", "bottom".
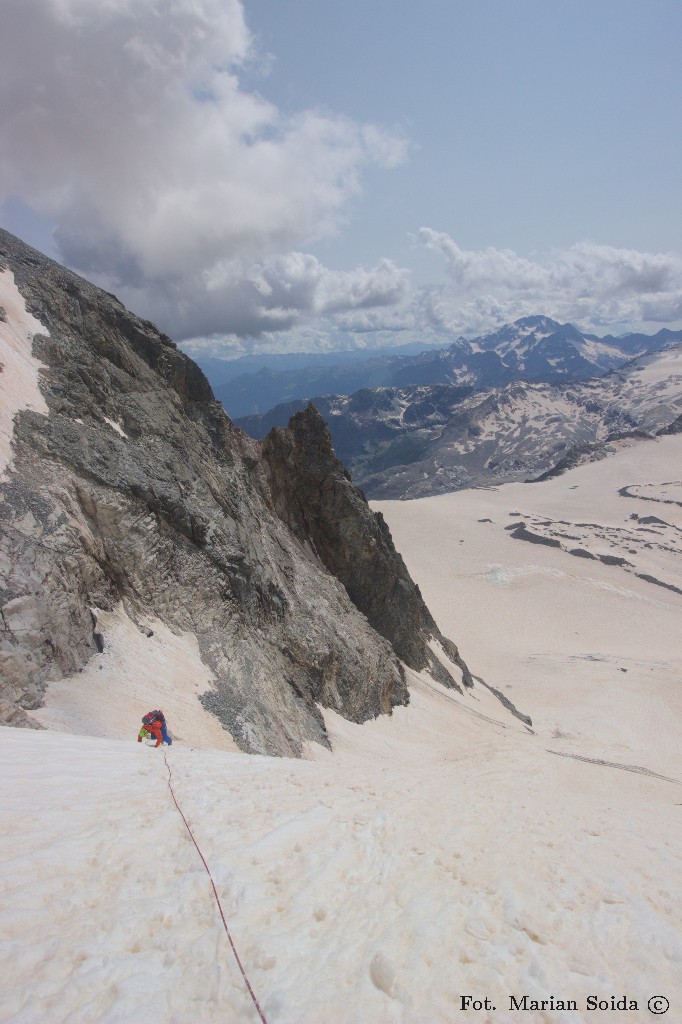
[
  {"left": 569, "top": 548, "right": 598, "bottom": 560},
  {"left": 507, "top": 523, "right": 562, "bottom": 548},
  {"left": 261, "top": 406, "right": 471, "bottom": 688},
  {"left": 0, "top": 229, "right": 467, "bottom": 752},
  {"left": 657, "top": 412, "right": 682, "bottom": 436}
]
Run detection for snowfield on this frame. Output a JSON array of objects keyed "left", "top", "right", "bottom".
[
  {"left": 2, "top": 679, "right": 680, "bottom": 1024},
  {"left": 1, "top": 437, "right": 681, "bottom": 1023}
]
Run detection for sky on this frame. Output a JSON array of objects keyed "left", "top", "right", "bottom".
[{"left": 1, "top": 0, "right": 681, "bottom": 356}]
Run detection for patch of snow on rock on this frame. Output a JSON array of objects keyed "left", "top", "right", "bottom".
[
  {"left": 0, "top": 269, "right": 49, "bottom": 480},
  {"left": 104, "top": 416, "right": 128, "bottom": 438},
  {"left": 31, "top": 604, "right": 239, "bottom": 752}
]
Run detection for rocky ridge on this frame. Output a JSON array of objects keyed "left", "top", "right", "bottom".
[
  {"left": 262, "top": 406, "right": 471, "bottom": 686},
  {"left": 0, "top": 229, "right": 469, "bottom": 754}
]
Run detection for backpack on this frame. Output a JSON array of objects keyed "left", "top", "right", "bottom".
[{"left": 142, "top": 709, "right": 164, "bottom": 727}]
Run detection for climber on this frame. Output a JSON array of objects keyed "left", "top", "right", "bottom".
[{"left": 138, "top": 709, "right": 172, "bottom": 747}]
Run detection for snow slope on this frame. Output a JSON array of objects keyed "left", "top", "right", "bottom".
[
  {"left": 0, "top": 268, "right": 48, "bottom": 480},
  {"left": 31, "top": 605, "right": 240, "bottom": 753},
  {"left": 2, "top": 678, "right": 680, "bottom": 1024},
  {"left": 1, "top": 436, "right": 681, "bottom": 1024},
  {"left": 378, "top": 433, "right": 682, "bottom": 767}
]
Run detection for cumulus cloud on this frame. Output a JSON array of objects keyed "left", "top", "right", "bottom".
[
  {"left": 417, "top": 229, "right": 682, "bottom": 335},
  {"left": 2, "top": 0, "right": 679, "bottom": 353},
  {"left": 0, "top": 0, "right": 407, "bottom": 342},
  {"left": 113, "top": 251, "right": 409, "bottom": 343}
]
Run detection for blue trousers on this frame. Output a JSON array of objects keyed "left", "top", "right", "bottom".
[{"left": 161, "top": 722, "right": 172, "bottom": 745}]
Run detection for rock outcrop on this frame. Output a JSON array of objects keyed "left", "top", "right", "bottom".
[
  {"left": 262, "top": 405, "right": 472, "bottom": 687},
  {"left": 0, "top": 229, "right": 469, "bottom": 754}
]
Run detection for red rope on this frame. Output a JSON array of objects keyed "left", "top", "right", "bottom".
[{"left": 163, "top": 750, "right": 269, "bottom": 1024}]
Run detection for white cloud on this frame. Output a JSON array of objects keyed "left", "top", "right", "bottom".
[
  {"left": 0, "top": 0, "right": 407, "bottom": 340},
  {"left": 133, "top": 251, "right": 410, "bottom": 341},
  {"left": 417, "top": 230, "right": 682, "bottom": 335},
  {"left": 2, "top": 0, "right": 679, "bottom": 354}
]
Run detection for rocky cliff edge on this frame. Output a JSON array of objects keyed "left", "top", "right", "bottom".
[{"left": 0, "top": 228, "right": 470, "bottom": 755}]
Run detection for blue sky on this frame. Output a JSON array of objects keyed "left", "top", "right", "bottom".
[
  {"left": 1, "top": 0, "right": 681, "bottom": 354},
  {"left": 246, "top": 0, "right": 682, "bottom": 259}
]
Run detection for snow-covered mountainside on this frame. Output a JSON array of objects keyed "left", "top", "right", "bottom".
[
  {"left": 239, "top": 345, "right": 682, "bottom": 500},
  {"left": 390, "top": 314, "right": 667, "bottom": 388},
  {"left": 224, "top": 315, "right": 680, "bottom": 418},
  {"left": 0, "top": 228, "right": 470, "bottom": 753},
  {"left": 360, "top": 345, "right": 682, "bottom": 498},
  {"left": 2, "top": 432, "right": 680, "bottom": 1023}
]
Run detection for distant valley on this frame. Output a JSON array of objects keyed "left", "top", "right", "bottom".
[
  {"left": 229, "top": 319, "right": 682, "bottom": 499},
  {"left": 206, "top": 315, "right": 680, "bottom": 418},
  {"left": 193, "top": 341, "right": 435, "bottom": 418}
]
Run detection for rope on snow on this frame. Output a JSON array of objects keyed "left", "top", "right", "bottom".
[{"left": 162, "top": 749, "right": 269, "bottom": 1024}]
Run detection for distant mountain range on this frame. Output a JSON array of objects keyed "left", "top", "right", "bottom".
[
  {"left": 236, "top": 343, "right": 682, "bottom": 500},
  {"left": 211, "top": 316, "right": 681, "bottom": 418},
  {"left": 193, "top": 342, "right": 434, "bottom": 418}
]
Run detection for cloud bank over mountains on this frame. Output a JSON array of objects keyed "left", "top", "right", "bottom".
[
  {"left": 1, "top": 0, "right": 681, "bottom": 353},
  {"left": 416, "top": 231, "right": 682, "bottom": 340},
  {"left": 0, "top": 0, "right": 406, "bottom": 342}
]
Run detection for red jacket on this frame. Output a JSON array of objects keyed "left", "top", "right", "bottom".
[{"left": 138, "top": 721, "right": 163, "bottom": 746}]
